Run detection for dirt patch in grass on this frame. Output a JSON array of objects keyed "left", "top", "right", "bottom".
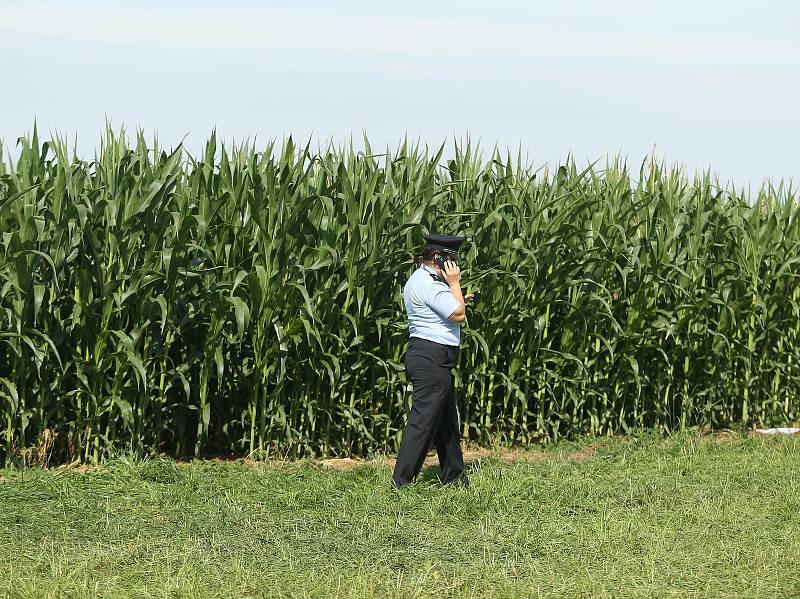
[
  {"left": 319, "top": 444, "right": 600, "bottom": 471},
  {"left": 9, "top": 431, "right": 764, "bottom": 472},
  {"left": 55, "top": 462, "right": 106, "bottom": 473}
]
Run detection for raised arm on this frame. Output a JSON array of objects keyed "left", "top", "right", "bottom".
[{"left": 442, "top": 260, "right": 466, "bottom": 323}]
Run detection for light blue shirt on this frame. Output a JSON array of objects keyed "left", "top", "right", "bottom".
[{"left": 403, "top": 264, "right": 461, "bottom": 347}]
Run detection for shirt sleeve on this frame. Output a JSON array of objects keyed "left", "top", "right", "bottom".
[{"left": 425, "top": 284, "right": 459, "bottom": 320}]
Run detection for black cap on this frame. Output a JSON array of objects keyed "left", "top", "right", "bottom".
[{"left": 424, "top": 234, "right": 466, "bottom": 260}]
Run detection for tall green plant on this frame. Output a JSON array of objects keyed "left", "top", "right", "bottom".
[{"left": 1, "top": 129, "right": 798, "bottom": 465}]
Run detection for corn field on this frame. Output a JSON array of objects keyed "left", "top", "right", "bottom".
[{"left": 1, "top": 128, "right": 798, "bottom": 465}]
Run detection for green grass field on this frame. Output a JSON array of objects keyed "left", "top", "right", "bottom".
[{"left": 1, "top": 433, "right": 798, "bottom": 598}]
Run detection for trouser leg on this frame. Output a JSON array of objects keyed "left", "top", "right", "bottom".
[
  {"left": 434, "top": 376, "right": 466, "bottom": 485},
  {"left": 392, "top": 341, "right": 451, "bottom": 487}
]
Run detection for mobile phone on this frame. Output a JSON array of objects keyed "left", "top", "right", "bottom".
[{"left": 470, "top": 291, "right": 480, "bottom": 305}]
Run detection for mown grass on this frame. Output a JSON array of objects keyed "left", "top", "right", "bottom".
[{"left": 1, "top": 433, "right": 798, "bottom": 598}]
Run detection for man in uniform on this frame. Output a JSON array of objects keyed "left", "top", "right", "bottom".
[{"left": 392, "top": 234, "right": 474, "bottom": 488}]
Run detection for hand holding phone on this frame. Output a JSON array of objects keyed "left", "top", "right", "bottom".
[{"left": 441, "top": 260, "right": 460, "bottom": 286}]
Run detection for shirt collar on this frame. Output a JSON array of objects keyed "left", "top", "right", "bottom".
[{"left": 421, "top": 263, "right": 445, "bottom": 282}]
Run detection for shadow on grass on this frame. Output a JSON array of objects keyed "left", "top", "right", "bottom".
[{"left": 416, "top": 458, "right": 481, "bottom": 485}]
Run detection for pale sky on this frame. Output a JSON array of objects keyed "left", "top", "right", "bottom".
[{"left": 1, "top": 0, "right": 799, "bottom": 187}]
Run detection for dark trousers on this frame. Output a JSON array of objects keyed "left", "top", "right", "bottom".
[{"left": 392, "top": 337, "right": 466, "bottom": 487}]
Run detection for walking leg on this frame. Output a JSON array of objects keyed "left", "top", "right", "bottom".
[
  {"left": 434, "top": 373, "right": 467, "bottom": 485},
  {"left": 392, "top": 346, "right": 450, "bottom": 487}
]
